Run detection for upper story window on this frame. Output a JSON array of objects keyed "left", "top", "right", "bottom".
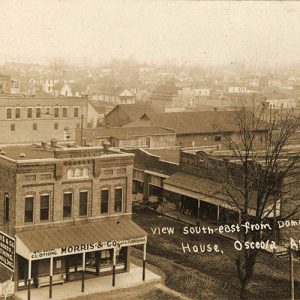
[
  {"left": 45, "top": 107, "right": 50, "bottom": 116},
  {"left": 114, "top": 188, "right": 123, "bottom": 213},
  {"left": 10, "top": 124, "right": 15, "bottom": 131},
  {"left": 4, "top": 193, "right": 9, "bottom": 223},
  {"left": 74, "top": 107, "right": 79, "bottom": 117},
  {"left": 67, "top": 167, "right": 89, "bottom": 179},
  {"left": 36, "top": 108, "right": 41, "bottom": 118},
  {"left": 79, "top": 191, "right": 88, "bottom": 216},
  {"left": 15, "top": 108, "right": 21, "bottom": 119},
  {"left": 27, "top": 108, "right": 33, "bottom": 118},
  {"left": 54, "top": 107, "right": 59, "bottom": 118},
  {"left": 63, "top": 192, "right": 72, "bottom": 219},
  {"left": 25, "top": 196, "right": 34, "bottom": 223},
  {"left": 62, "top": 107, "right": 68, "bottom": 118},
  {"left": 40, "top": 194, "right": 50, "bottom": 221},
  {"left": 33, "top": 123, "right": 37, "bottom": 131},
  {"left": 6, "top": 108, "right": 12, "bottom": 119},
  {"left": 101, "top": 189, "right": 109, "bottom": 214}
]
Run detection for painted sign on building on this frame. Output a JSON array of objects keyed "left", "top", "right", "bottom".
[{"left": 0, "top": 231, "right": 15, "bottom": 272}]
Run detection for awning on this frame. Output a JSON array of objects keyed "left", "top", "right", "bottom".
[
  {"left": 16, "top": 219, "right": 147, "bottom": 260},
  {"left": 163, "top": 172, "right": 257, "bottom": 215}
]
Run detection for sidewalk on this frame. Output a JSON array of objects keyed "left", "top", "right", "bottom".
[{"left": 14, "top": 264, "right": 161, "bottom": 300}]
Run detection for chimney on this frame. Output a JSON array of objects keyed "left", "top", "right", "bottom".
[{"left": 50, "top": 138, "right": 57, "bottom": 149}]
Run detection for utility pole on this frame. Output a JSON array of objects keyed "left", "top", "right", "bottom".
[
  {"left": 80, "top": 114, "right": 84, "bottom": 146},
  {"left": 290, "top": 247, "right": 295, "bottom": 300}
]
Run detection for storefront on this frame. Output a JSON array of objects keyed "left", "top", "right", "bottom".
[{"left": 15, "top": 219, "right": 147, "bottom": 299}]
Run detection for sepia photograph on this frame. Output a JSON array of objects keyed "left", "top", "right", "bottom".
[{"left": 0, "top": 0, "right": 300, "bottom": 299}]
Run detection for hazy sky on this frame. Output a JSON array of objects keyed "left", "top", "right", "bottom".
[{"left": 1, "top": 0, "right": 300, "bottom": 66}]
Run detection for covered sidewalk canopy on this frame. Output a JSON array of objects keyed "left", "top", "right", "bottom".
[{"left": 163, "top": 171, "right": 279, "bottom": 220}]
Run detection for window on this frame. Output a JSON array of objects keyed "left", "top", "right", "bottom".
[
  {"left": 54, "top": 123, "right": 58, "bottom": 130},
  {"left": 74, "top": 107, "right": 79, "bottom": 117},
  {"left": 114, "top": 188, "right": 123, "bottom": 213},
  {"left": 48, "top": 86, "right": 51, "bottom": 92},
  {"left": 36, "top": 108, "right": 41, "bottom": 118},
  {"left": 15, "top": 108, "right": 21, "bottom": 119},
  {"left": 27, "top": 108, "right": 33, "bottom": 118},
  {"left": 63, "top": 192, "right": 72, "bottom": 218},
  {"left": 40, "top": 194, "right": 50, "bottom": 221},
  {"left": 54, "top": 107, "right": 59, "bottom": 118},
  {"left": 101, "top": 189, "right": 109, "bottom": 214},
  {"left": 33, "top": 123, "right": 37, "bottom": 130},
  {"left": 4, "top": 194, "right": 9, "bottom": 223},
  {"left": 45, "top": 107, "right": 50, "bottom": 116},
  {"left": 79, "top": 191, "right": 88, "bottom": 216},
  {"left": 214, "top": 135, "right": 221, "bottom": 142},
  {"left": 6, "top": 108, "right": 12, "bottom": 119},
  {"left": 10, "top": 124, "right": 15, "bottom": 131},
  {"left": 25, "top": 196, "right": 34, "bottom": 223},
  {"left": 62, "top": 107, "right": 68, "bottom": 118}
]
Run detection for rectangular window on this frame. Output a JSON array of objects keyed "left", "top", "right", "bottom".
[
  {"left": 27, "top": 108, "right": 33, "bottom": 118},
  {"left": 4, "top": 195, "right": 9, "bottom": 223},
  {"left": 79, "top": 191, "right": 88, "bottom": 216},
  {"left": 25, "top": 196, "right": 34, "bottom": 223},
  {"left": 45, "top": 107, "right": 50, "bottom": 116},
  {"left": 62, "top": 107, "right": 68, "bottom": 118},
  {"left": 63, "top": 192, "right": 72, "bottom": 218},
  {"left": 33, "top": 123, "right": 37, "bottom": 130},
  {"left": 54, "top": 107, "right": 59, "bottom": 118},
  {"left": 10, "top": 124, "right": 15, "bottom": 131},
  {"left": 36, "top": 108, "right": 41, "bottom": 118},
  {"left": 74, "top": 107, "right": 79, "bottom": 117},
  {"left": 214, "top": 135, "right": 221, "bottom": 142},
  {"left": 15, "top": 108, "right": 21, "bottom": 119},
  {"left": 114, "top": 188, "right": 123, "bottom": 213},
  {"left": 101, "top": 189, "right": 109, "bottom": 214},
  {"left": 40, "top": 194, "right": 50, "bottom": 221},
  {"left": 54, "top": 123, "right": 58, "bottom": 130},
  {"left": 6, "top": 108, "right": 12, "bottom": 119}
]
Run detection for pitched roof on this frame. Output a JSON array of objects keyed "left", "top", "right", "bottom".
[
  {"left": 147, "top": 111, "right": 246, "bottom": 134},
  {"left": 90, "top": 126, "right": 175, "bottom": 140}
]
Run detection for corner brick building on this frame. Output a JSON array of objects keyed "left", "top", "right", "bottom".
[{"left": 0, "top": 143, "right": 147, "bottom": 297}]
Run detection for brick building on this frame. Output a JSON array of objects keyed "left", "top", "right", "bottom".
[
  {"left": 0, "top": 143, "right": 147, "bottom": 296},
  {"left": 0, "top": 96, "right": 88, "bottom": 144}
]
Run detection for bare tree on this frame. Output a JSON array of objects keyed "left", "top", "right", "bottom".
[{"left": 218, "top": 105, "right": 300, "bottom": 299}]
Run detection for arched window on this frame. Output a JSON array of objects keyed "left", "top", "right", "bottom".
[
  {"left": 74, "top": 168, "right": 82, "bottom": 177},
  {"left": 67, "top": 168, "right": 74, "bottom": 178},
  {"left": 82, "top": 167, "right": 89, "bottom": 177},
  {"left": 4, "top": 193, "right": 9, "bottom": 223}
]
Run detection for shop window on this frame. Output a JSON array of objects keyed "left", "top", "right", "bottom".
[
  {"left": 27, "top": 108, "right": 33, "bottom": 118},
  {"left": 101, "top": 189, "right": 109, "bottom": 214},
  {"left": 25, "top": 196, "right": 34, "bottom": 223},
  {"left": 101, "top": 249, "right": 112, "bottom": 265},
  {"left": 63, "top": 192, "right": 72, "bottom": 218},
  {"left": 4, "top": 193, "right": 9, "bottom": 223},
  {"left": 114, "top": 188, "right": 123, "bottom": 213},
  {"left": 40, "top": 194, "right": 50, "bottom": 221},
  {"left": 79, "top": 191, "right": 88, "bottom": 216},
  {"left": 54, "top": 107, "right": 59, "bottom": 118},
  {"left": 15, "top": 108, "right": 21, "bottom": 119},
  {"left": 6, "top": 108, "right": 12, "bottom": 119},
  {"left": 62, "top": 107, "right": 68, "bottom": 118},
  {"left": 36, "top": 108, "right": 41, "bottom": 118}
]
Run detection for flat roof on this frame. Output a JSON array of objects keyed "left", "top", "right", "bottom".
[
  {"left": 0, "top": 145, "right": 55, "bottom": 160},
  {"left": 146, "top": 148, "right": 180, "bottom": 164}
]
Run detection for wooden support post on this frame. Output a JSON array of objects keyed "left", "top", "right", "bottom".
[
  {"left": 27, "top": 260, "right": 31, "bottom": 300},
  {"left": 96, "top": 251, "right": 100, "bottom": 276},
  {"left": 197, "top": 199, "right": 200, "bottom": 226},
  {"left": 290, "top": 248, "right": 294, "bottom": 300},
  {"left": 82, "top": 253, "right": 85, "bottom": 292},
  {"left": 217, "top": 205, "right": 220, "bottom": 226},
  {"left": 143, "top": 243, "right": 146, "bottom": 281},
  {"left": 49, "top": 257, "right": 53, "bottom": 298},
  {"left": 112, "top": 249, "right": 116, "bottom": 287},
  {"left": 65, "top": 256, "right": 70, "bottom": 281}
]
